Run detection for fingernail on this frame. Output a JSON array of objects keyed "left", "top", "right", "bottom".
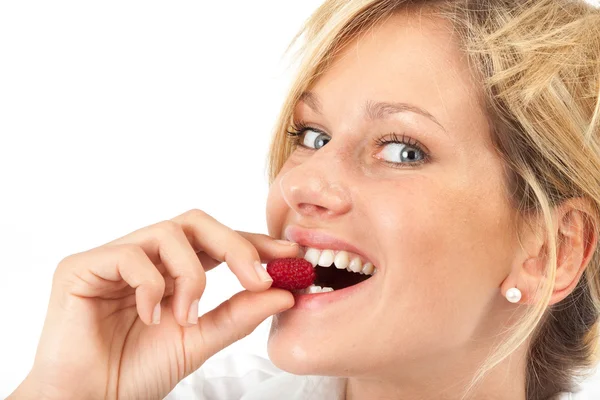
[
  {"left": 187, "top": 299, "right": 199, "bottom": 325},
  {"left": 254, "top": 261, "right": 273, "bottom": 283},
  {"left": 152, "top": 303, "right": 161, "bottom": 325},
  {"left": 275, "top": 239, "right": 298, "bottom": 246}
]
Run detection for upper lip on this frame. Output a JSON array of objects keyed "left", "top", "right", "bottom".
[{"left": 284, "top": 225, "right": 379, "bottom": 268}]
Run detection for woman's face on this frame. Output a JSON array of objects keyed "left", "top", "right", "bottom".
[{"left": 265, "top": 9, "right": 520, "bottom": 380}]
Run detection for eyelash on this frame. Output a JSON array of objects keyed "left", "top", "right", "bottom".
[{"left": 285, "top": 120, "right": 430, "bottom": 168}]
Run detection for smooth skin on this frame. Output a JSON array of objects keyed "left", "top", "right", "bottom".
[{"left": 8, "top": 209, "right": 298, "bottom": 400}]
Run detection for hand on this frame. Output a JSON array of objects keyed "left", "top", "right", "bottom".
[{"left": 8, "top": 209, "right": 298, "bottom": 400}]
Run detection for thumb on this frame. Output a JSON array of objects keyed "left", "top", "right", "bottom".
[{"left": 187, "top": 288, "right": 295, "bottom": 369}]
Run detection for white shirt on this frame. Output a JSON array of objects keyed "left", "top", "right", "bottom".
[{"left": 164, "top": 352, "right": 600, "bottom": 399}]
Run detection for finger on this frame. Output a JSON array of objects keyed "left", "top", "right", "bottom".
[
  {"left": 116, "top": 275, "right": 175, "bottom": 310},
  {"left": 185, "top": 288, "right": 295, "bottom": 373},
  {"left": 106, "top": 220, "right": 207, "bottom": 327},
  {"left": 58, "top": 244, "right": 165, "bottom": 326},
  {"left": 196, "top": 252, "right": 222, "bottom": 272},
  {"left": 171, "top": 209, "right": 276, "bottom": 292},
  {"left": 196, "top": 233, "right": 300, "bottom": 273},
  {"left": 235, "top": 231, "right": 301, "bottom": 263},
  {"left": 154, "top": 252, "right": 221, "bottom": 274}
]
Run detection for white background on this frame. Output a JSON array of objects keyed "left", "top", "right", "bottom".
[
  {"left": 2, "top": 0, "right": 600, "bottom": 397},
  {"left": 0, "top": 1, "right": 322, "bottom": 396}
]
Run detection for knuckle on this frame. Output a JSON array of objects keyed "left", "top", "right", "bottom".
[
  {"left": 117, "top": 243, "right": 146, "bottom": 263},
  {"left": 181, "top": 273, "right": 206, "bottom": 292},
  {"left": 223, "top": 231, "right": 255, "bottom": 256},
  {"left": 239, "top": 240, "right": 260, "bottom": 261},
  {"left": 221, "top": 301, "right": 248, "bottom": 342},
  {"left": 218, "top": 301, "right": 240, "bottom": 339},
  {"left": 184, "top": 208, "right": 207, "bottom": 221},
  {"left": 222, "top": 300, "right": 236, "bottom": 328},
  {"left": 55, "top": 249, "right": 89, "bottom": 274},
  {"left": 154, "top": 220, "right": 183, "bottom": 238},
  {"left": 57, "top": 253, "right": 76, "bottom": 270},
  {"left": 147, "top": 275, "right": 166, "bottom": 292},
  {"left": 54, "top": 253, "right": 76, "bottom": 281}
]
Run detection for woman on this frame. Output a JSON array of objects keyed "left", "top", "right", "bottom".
[{"left": 8, "top": 0, "right": 600, "bottom": 399}]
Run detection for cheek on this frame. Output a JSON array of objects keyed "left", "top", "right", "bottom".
[
  {"left": 381, "top": 173, "right": 512, "bottom": 268},
  {"left": 371, "top": 180, "right": 467, "bottom": 297},
  {"left": 369, "top": 174, "right": 515, "bottom": 335}
]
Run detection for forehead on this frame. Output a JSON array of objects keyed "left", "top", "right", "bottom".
[{"left": 306, "top": 10, "right": 488, "bottom": 137}]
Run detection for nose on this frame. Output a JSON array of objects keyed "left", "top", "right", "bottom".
[{"left": 279, "top": 148, "right": 352, "bottom": 220}]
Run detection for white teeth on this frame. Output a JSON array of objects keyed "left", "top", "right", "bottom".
[
  {"left": 301, "top": 284, "right": 334, "bottom": 294},
  {"left": 304, "top": 248, "right": 321, "bottom": 267},
  {"left": 301, "top": 246, "right": 378, "bottom": 276},
  {"left": 348, "top": 256, "right": 363, "bottom": 273},
  {"left": 317, "top": 249, "right": 334, "bottom": 267},
  {"left": 333, "top": 250, "right": 349, "bottom": 269},
  {"left": 308, "top": 285, "right": 321, "bottom": 294},
  {"left": 361, "top": 262, "right": 374, "bottom": 275}
]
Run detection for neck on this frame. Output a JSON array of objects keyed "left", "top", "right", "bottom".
[{"left": 343, "top": 345, "right": 528, "bottom": 400}]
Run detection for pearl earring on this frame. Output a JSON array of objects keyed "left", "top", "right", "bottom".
[{"left": 505, "top": 287, "right": 522, "bottom": 303}]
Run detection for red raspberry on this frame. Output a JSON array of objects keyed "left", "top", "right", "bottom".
[{"left": 266, "top": 258, "right": 316, "bottom": 291}]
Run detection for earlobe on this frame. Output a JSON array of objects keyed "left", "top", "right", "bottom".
[
  {"left": 500, "top": 256, "right": 544, "bottom": 305},
  {"left": 505, "top": 287, "right": 522, "bottom": 303}
]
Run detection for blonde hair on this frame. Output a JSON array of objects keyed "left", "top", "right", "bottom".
[{"left": 266, "top": 0, "right": 600, "bottom": 398}]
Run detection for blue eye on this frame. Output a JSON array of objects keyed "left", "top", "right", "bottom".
[
  {"left": 301, "top": 130, "right": 330, "bottom": 149},
  {"left": 377, "top": 142, "right": 425, "bottom": 163},
  {"left": 373, "top": 133, "right": 428, "bottom": 167},
  {"left": 286, "top": 122, "right": 330, "bottom": 150},
  {"left": 286, "top": 122, "right": 429, "bottom": 168}
]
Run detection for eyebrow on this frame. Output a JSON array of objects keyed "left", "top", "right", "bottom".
[{"left": 298, "top": 91, "right": 446, "bottom": 132}]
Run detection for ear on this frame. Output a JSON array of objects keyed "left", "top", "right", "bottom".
[
  {"left": 501, "top": 198, "right": 598, "bottom": 305},
  {"left": 548, "top": 198, "right": 598, "bottom": 305}
]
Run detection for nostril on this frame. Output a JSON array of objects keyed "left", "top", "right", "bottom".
[{"left": 298, "top": 203, "right": 328, "bottom": 215}]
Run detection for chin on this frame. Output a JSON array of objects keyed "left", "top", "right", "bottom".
[{"left": 266, "top": 313, "right": 344, "bottom": 376}]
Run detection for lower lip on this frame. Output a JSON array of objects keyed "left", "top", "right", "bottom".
[{"left": 289, "top": 272, "right": 378, "bottom": 310}]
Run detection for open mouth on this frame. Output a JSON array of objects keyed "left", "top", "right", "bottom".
[
  {"left": 292, "top": 245, "right": 378, "bottom": 294},
  {"left": 294, "top": 246, "right": 378, "bottom": 293},
  {"left": 313, "top": 262, "right": 373, "bottom": 291}
]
